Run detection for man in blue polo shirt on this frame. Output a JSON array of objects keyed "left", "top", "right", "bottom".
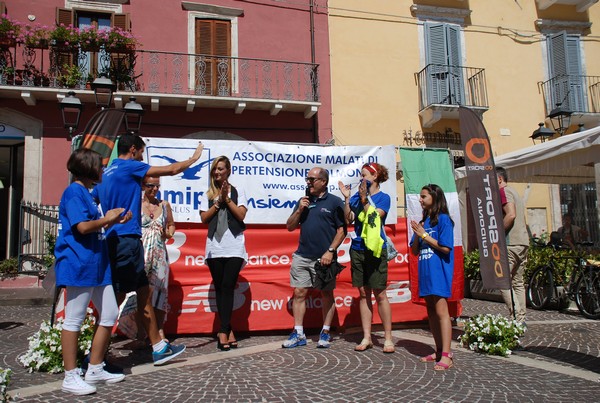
[
  {"left": 283, "top": 167, "right": 347, "bottom": 349},
  {"left": 93, "top": 135, "right": 203, "bottom": 366}
]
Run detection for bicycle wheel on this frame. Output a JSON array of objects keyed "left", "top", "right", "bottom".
[
  {"left": 575, "top": 268, "right": 600, "bottom": 319},
  {"left": 527, "top": 266, "right": 553, "bottom": 310}
]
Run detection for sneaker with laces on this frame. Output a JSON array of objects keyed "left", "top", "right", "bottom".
[
  {"left": 316, "top": 330, "right": 332, "bottom": 348},
  {"left": 152, "top": 343, "right": 186, "bottom": 366},
  {"left": 282, "top": 330, "right": 307, "bottom": 348},
  {"left": 84, "top": 364, "right": 126, "bottom": 384},
  {"left": 62, "top": 370, "right": 97, "bottom": 395},
  {"left": 81, "top": 354, "right": 123, "bottom": 375}
]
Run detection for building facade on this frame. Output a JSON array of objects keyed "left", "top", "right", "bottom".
[
  {"left": 328, "top": 0, "right": 600, "bottom": 247},
  {"left": 0, "top": 0, "right": 332, "bottom": 258}
]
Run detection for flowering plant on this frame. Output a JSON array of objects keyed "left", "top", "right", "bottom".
[
  {"left": 458, "top": 314, "right": 525, "bottom": 357},
  {"left": 19, "top": 308, "right": 96, "bottom": 373},
  {"left": 0, "top": 14, "right": 21, "bottom": 41},
  {"left": 0, "top": 367, "right": 11, "bottom": 402},
  {"left": 20, "top": 24, "right": 50, "bottom": 48},
  {"left": 49, "top": 24, "right": 78, "bottom": 46},
  {"left": 98, "top": 26, "right": 139, "bottom": 51}
]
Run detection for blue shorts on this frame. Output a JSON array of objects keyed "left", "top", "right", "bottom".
[{"left": 107, "top": 235, "right": 148, "bottom": 293}]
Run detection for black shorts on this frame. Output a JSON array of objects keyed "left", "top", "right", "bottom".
[{"left": 107, "top": 235, "right": 148, "bottom": 293}]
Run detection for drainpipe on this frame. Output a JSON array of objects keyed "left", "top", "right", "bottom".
[{"left": 309, "top": 0, "right": 319, "bottom": 144}]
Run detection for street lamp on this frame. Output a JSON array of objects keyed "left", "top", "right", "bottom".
[
  {"left": 123, "top": 97, "right": 144, "bottom": 134},
  {"left": 530, "top": 123, "right": 555, "bottom": 144},
  {"left": 91, "top": 75, "right": 116, "bottom": 109},
  {"left": 548, "top": 103, "right": 573, "bottom": 136},
  {"left": 59, "top": 91, "right": 83, "bottom": 138}
]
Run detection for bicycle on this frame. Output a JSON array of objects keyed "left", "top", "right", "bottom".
[{"left": 527, "top": 232, "right": 600, "bottom": 319}]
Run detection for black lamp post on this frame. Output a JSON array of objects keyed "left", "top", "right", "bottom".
[
  {"left": 91, "top": 75, "right": 116, "bottom": 109},
  {"left": 123, "top": 97, "right": 144, "bottom": 134},
  {"left": 59, "top": 91, "right": 83, "bottom": 138},
  {"left": 530, "top": 122, "right": 555, "bottom": 144},
  {"left": 548, "top": 103, "right": 573, "bottom": 136}
]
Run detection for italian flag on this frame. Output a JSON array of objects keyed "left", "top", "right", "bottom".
[{"left": 399, "top": 148, "right": 464, "bottom": 302}]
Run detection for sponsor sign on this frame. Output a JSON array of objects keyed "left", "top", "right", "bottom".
[
  {"left": 459, "top": 107, "right": 510, "bottom": 290},
  {"left": 142, "top": 138, "right": 398, "bottom": 224}
]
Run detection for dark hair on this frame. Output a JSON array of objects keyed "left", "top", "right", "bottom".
[
  {"left": 117, "top": 134, "right": 146, "bottom": 155},
  {"left": 421, "top": 183, "right": 453, "bottom": 227},
  {"left": 496, "top": 166, "right": 508, "bottom": 183},
  {"left": 68, "top": 149, "right": 103, "bottom": 182},
  {"left": 362, "top": 163, "right": 389, "bottom": 184}
]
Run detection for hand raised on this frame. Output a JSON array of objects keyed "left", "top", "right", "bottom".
[
  {"left": 338, "top": 181, "right": 350, "bottom": 198},
  {"left": 192, "top": 142, "right": 204, "bottom": 160}
]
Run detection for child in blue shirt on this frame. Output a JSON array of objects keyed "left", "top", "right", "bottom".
[{"left": 55, "top": 149, "right": 131, "bottom": 395}]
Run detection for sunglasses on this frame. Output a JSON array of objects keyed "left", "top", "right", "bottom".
[
  {"left": 144, "top": 183, "right": 160, "bottom": 189},
  {"left": 305, "top": 177, "right": 323, "bottom": 183}
]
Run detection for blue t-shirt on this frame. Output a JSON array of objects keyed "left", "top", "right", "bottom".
[
  {"left": 295, "top": 192, "right": 345, "bottom": 259},
  {"left": 54, "top": 183, "right": 111, "bottom": 287},
  {"left": 92, "top": 158, "right": 150, "bottom": 238},
  {"left": 410, "top": 214, "right": 455, "bottom": 298},
  {"left": 349, "top": 191, "right": 390, "bottom": 251}
]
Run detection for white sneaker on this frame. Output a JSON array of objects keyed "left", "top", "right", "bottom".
[
  {"left": 62, "top": 370, "right": 97, "bottom": 395},
  {"left": 84, "top": 364, "right": 125, "bottom": 385}
]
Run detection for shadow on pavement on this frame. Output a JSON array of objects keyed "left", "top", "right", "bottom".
[{"left": 522, "top": 346, "right": 600, "bottom": 374}]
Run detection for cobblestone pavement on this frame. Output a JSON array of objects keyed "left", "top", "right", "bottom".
[{"left": 1, "top": 298, "right": 599, "bottom": 402}]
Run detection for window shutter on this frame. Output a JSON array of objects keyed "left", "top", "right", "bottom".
[
  {"left": 425, "top": 22, "right": 463, "bottom": 105},
  {"left": 56, "top": 8, "right": 73, "bottom": 26},
  {"left": 194, "top": 19, "right": 231, "bottom": 96},
  {"left": 548, "top": 32, "right": 585, "bottom": 112},
  {"left": 113, "top": 13, "right": 131, "bottom": 31},
  {"left": 55, "top": 8, "right": 75, "bottom": 72}
]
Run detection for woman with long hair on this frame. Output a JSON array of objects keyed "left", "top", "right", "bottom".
[
  {"left": 339, "top": 162, "right": 395, "bottom": 353},
  {"left": 409, "top": 183, "right": 455, "bottom": 371},
  {"left": 199, "top": 156, "right": 248, "bottom": 351}
]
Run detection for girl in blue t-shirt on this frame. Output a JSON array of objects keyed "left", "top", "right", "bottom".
[
  {"left": 55, "top": 149, "right": 132, "bottom": 395},
  {"left": 409, "top": 184, "right": 455, "bottom": 371}
]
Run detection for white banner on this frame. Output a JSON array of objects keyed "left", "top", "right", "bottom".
[{"left": 142, "top": 138, "right": 398, "bottom": 224}]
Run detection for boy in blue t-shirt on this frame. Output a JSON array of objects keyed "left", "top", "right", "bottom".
[{"left": 92, "top": 135, "right": 203, "bottom": 366}]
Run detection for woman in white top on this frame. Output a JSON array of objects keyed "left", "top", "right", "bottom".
[{"left": 199, "top": 156, "right": 248, "bottom": 351}]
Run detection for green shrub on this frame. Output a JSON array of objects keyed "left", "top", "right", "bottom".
[{"left": 0, "top": 257, "right": 18, "bottom": 277}]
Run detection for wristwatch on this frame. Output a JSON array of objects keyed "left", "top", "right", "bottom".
[{"left": 328, "top": 247, "right": 336, "bottom": 253}]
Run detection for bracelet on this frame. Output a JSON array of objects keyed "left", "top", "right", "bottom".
[
  {"left": 421, "top": 233, "right": 428, "bottom": 240},
  {"left": 225, "top": 197, "right": 232, "bottom": 204}
]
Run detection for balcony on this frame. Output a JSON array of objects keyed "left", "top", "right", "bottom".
[
  {"left": 0, "top": 44, "right": 320, "bottom": 117},
  {"left": 415, "top": 63, "right": 488, "bottom": 128},
  {"left": 538, "top": 74, "right": 600, "bottom": 128}
]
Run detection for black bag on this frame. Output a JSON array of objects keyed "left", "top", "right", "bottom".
[{"left": 313, "top": 260, "right": 345, "bottom": 290}]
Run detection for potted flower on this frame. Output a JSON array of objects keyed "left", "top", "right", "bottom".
[
  {"left": 21, "top": 23, "right": 50, "bottom": 49},
  {"left": 59, "top": 63, "right": 83, "bottom": 88},
  {"left": 79, "top": 26, "right": 100, "bottom": 51},
  {"left": 99, "top": 26, "right": 139, "bottom": 53},
  {"left": 0, "top": 14, "right": 21, "bottom": 47},
  {"left": 49, "top": 23, "right": 78, "bottom": 49}
]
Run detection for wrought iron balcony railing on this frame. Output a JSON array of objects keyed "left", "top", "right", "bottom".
[
  {"left": 415, "top": 63, "right": 488, "bottom": 111},
  {"left": 538, "top": 74, "right": 600, "bottom": 116},
  {"left": 0, "top": 44, "right": 319, "bottom": 103}
]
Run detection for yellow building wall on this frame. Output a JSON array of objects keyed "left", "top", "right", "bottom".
[{"left": 328, "top": 0, "right": 600, "bottom": 234}]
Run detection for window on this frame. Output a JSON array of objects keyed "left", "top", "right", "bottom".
[
  {"left": 424, "top": 22, "right": 464, "bottom": 106},
  {"left": 547, "top": 31, "right": 586, "bottom": 112},
  {"left": 194, "top": 19, "right": 231, "bottom": 96},
  {"left": 55, "top": 8, "right": 131, "bottom": 83}
]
